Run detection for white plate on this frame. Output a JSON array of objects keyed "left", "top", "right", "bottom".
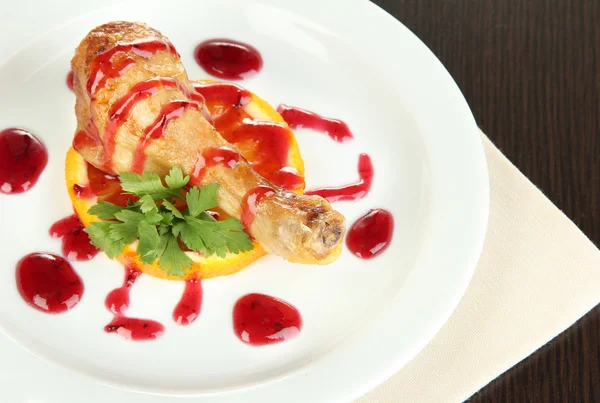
[{"left": 0, "top": 0, "right": 489, "bottom": 401}]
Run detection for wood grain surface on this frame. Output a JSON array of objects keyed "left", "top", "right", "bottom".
[{"left": 369, "top": 0, "right": 600, "bottom": 401}]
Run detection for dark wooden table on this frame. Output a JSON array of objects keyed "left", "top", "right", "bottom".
[{"left": 370, "top": 0, "right": 600, "bottom": 401}]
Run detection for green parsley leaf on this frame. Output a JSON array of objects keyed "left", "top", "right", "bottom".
[
  {"left": 137, "top": 220, "right": 161, "bottom": 264},
  {"left": 160, "top": 233, "right": 191, "bottom": 276},
  {"left": 119, "top": 171, "right": 178, "bottom": 200},
  {"left": 86, "top": 166, "right": 254, "bottom": 275},
  {"left": 144, "top": 210, "right": 163, "bottom": 225},
  {"left": 87, "top": 201, "right": 124, "bottom": 220},
  {"left": 86, "top": 221, "right": 126, "bottom": 258},
  {"left": 165, "top": 166, "right": 189, "bottom": 189},
  {"left": 162, "top": 199, "right": 184, "bottom": 219},
  {"left": 181, "top": 216, "right": 252, "bottom": 258},
  {"left": 109, "top": 210, "right": 145, "bottom": 244},
  {"left": 186, "top": 184, "right": 218, "bottom": 217},
  {"left": 138, "top": 195, "right": 158, "bottom": 213}
]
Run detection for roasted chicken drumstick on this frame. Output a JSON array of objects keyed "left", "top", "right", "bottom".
[{"left": 71, "top": 21, "right": 345, "bottom": 264}]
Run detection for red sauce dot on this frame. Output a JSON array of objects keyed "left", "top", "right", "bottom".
[
  {"left": 49, "top": 214, "right": 99, "bottom": 261},
  {"left": 346, "top": 209, "right": 394, "bottom": 259},
  {"left": 0, "top": 128, "right": 48, "bottom": 194},
  {"left": 16, "top": 253, "right": 84, "bottom": 314},
  {"left": 233, "top": 293, "right": 302, "bottom": 346},
  {"left": 194, "top": 39, "right": 263, "bottom": 80}
]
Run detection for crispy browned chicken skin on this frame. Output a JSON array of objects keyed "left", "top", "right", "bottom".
[{"left": 71, "top": 21, "right": 345, "bottom": 264}]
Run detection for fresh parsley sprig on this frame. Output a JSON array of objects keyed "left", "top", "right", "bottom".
[{"left": 85, "top": 166, "right": 254, "bottom": 276}]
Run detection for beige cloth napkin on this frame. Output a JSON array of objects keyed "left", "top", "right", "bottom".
[{"left": 356, "top": 133, "right": 600, "bottom": 403}]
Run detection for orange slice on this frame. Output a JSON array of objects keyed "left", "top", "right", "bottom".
[{"left": 65, "top": 81, "right": 304, "bottom": 280}]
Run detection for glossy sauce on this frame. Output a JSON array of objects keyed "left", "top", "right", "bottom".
[
  {"left": 277, "top": 105, "right": 353, "bottom": 142},
  {"left": 105, "top": 316, "right": 164, "bottom": 341},
  {"left": 191, "top": 146, "right": 240, "bottom": 182},
  {"left": 192, "top": 82, "right": 251, "bottom": 107},
  {"left": 131, "top": 100, "right": 200, "bottom": 172},
  {"left": 105, "top": 265, "right": 141, "bottom": 315},
  {"left": 66, "top": 70, "right": 74, "bottom": 91},
  {"left": 104, "top": 265, "right": 165, "bottom": 341},
  {"left": 49, "top": 215, "right": 99, "bottom": 261},
  {"left": 193, "top": 82, "right": 304, "bottom": 191},
  {"left": 173, "top": 274, "right": 202, "bottom": 325},
  {"left": 233, "top": 293, "right": 302, "bottom": 346},
  {"left": 72, "top": 184, "right": 94, "bottom": 199},
  {"left": 240, "top": 186, "right": 276, "bottom": 230},
  {"left": 72, "top": 119, "right": 104, "bottom": 162},
  {"left": 103, "top": 77, "right": 181, "bottom": 170},
  {"left": 346, "top": 209, "right": 394, "bottom": 259},
  {"left": 84, "top": 162, "right": 137, "bottom": 206},
  {"left": 305, "top": 153, "right": 373, "bottom": 202},
  {"left": 16, "top": 253, "right": 83, "bottom": 313},
  {"left": 87, "top": 39, "right": 178, "bottom": 96},
  {"left": 0, "top": 128, "right": 48, "bottom": 194},
  {"left": 194, "top": 39, "right": 263, "bottom": 80}
]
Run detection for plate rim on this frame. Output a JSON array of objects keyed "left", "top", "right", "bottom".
[{"left": 0, "top": 0, "right": 489, "bottom": 401}]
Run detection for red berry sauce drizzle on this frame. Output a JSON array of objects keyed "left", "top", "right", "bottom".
[
  {"left": 104, "top": 265, "right": 165, "bottom": 341},
  {"left": 192, "top": 81, "right": 304, "bottom": 191},
  {"left": 304, "top": 153, "right": 374, "bottom": 203},
  {"left": 277, "top": 105, "right": 353, "bottom": 143},
  {"left": 240, "top": 186, "right": 276, "bottom": 231},
  {"left": 194, "top": 39, "right": 263, "bottom": 80},
  {"left": 276, "top": 104, "right": 395, "bottom": 261},
  {"left": 16, "top": 253, "right": 84, "bottom": 314},
  {"left": 173, "top": 274, "right": 203, "bottom": 326},
  {"left": 49, "top": 215, "right": 99, "bottom": 261},
  {"left": 233, "top": 293, "right": 302, "bottom": 346},
  {"left": 0, "top": 128, "right": 48, "bottom": 194}
]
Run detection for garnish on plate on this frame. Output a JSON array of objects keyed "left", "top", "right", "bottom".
[{"left": 86, "top": 166, "right": 253, "bottom": 276}]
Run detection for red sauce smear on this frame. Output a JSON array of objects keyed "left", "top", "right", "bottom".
[
  {"left": 131, "top": 100, "right": 200, "bottom": 172},
  {"left": 105, "top": 317, "right": 164, "bottom": 341},
  {"left": 173, "top": 274, "right": 203, "bottom": 326},
  {"left": 104, "top": 265, "right": 165, "bottom": 341},
  {"left": 105, "top": 265, "right": 141, "bottom": 315},
  {"left": 346, "top": 209, "right": 394, "bottom": 259},
  {"left": 193, "top": 82, "right": 304, "bottom": 191},
  {"left": 192, "top": 82, "right": 251, "bottom": 107},
  {"left": 66, "top": 70, "right": 74, "bottom": 92},
  {"left": 83, "top": 162, "right": 137, "bottom": 206},
  {"left": 72, "top": 184, "right": 94, "bottom": 199},
  {"left": 49, "top": 214, "right": 99, "bottom": 261},
  {"left": 240, "top": 186, "right": 276, "bottom": 230},
  {"left": 191, "top": 146, "right": 240, "bottom": 183},
  {"left": 103, "top": 77, "right": 181, "bottom": 171},
  {"left": 305, "top": 153, "right": 373, "bottom": 202},
  {"left": 87, "top": 39, "right": 178, "bottom": 96},
  {"left": 277, "top": 105, "right": 353, "bottom": 142},
  {"left": 194, "top": 39, "right": 263, "bottom": 80},
  {"left": 0, "top": 128, "right": 48, "bottom": 194},
  {"left": 16, "top": 253, "right": 83, "bottom": 314},
  {"left": 72, "top": 118, "right": 104, "bottom": 163},
  {"left": 233, "top": 293, "right": 302, "bottom": 346}
]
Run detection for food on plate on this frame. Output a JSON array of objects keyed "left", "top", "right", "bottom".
[
  {"left": 6, "top": 19, "right": 394, "bottom": 345},
  {"left": 70, "top": 21, "right": 345, "bottom": 270}
]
